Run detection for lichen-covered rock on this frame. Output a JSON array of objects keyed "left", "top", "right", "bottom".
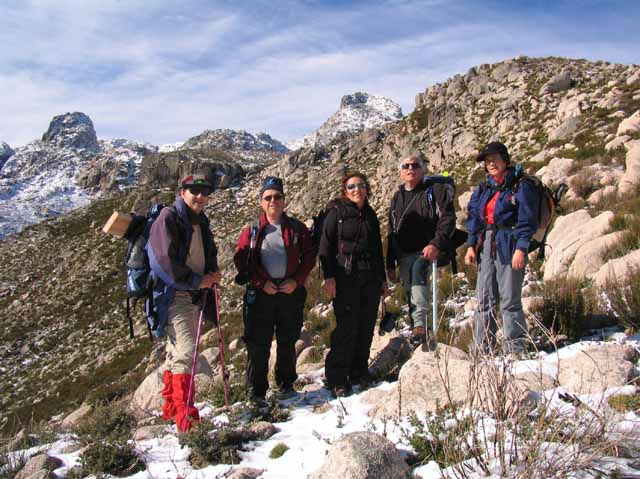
[{"left": 308, "top": 432, "right": 410, "bottom": 479}]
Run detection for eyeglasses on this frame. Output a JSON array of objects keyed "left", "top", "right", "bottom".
[
  {"left": 187, "top": 186, "right": 212, "bottom": 196},
  {"left": 401, "top": 162, "right": 421, "bottom": 170},
  {"left": 346, "top": 182, "right": 367, "bottom": 191},
  {"left": 262, "top": 194, "right": 284, "bottom": 202}
]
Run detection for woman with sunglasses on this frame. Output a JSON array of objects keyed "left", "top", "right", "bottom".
[{"left": 318, "top": 172, "right": 387, "bottom": 398}]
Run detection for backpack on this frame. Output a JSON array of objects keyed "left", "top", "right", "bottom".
[
  {"left": 512, "top": 165, "right": 567, "bottom": 259},
  {"left": 392, "top": 174, "right": 467, "bottom": 273},
  {"left": 123, "top": 203, "right": 165, "bottom": 339}
]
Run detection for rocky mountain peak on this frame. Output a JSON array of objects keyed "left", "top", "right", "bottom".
[
  {"left": 41, "top": 112, "right": 99, "bottom": 152},
  {"left": 0, "top": 141, "right": 14, "bottom": 171},
  {"left": 290, "top": 91, "right": 403, "bottom": 150}
]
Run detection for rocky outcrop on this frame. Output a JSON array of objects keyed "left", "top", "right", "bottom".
[
  {"left": 41, "top": 112, "right": 99, "bottom": 152},
  {"left": 593, "top": 248, "right": 640, "bottom": 287},
  {"left": 544, "top": 210, "right": 615, "bottom": 281},
  {"left": 14, "top": 453, "right": 62, "bottom": 479},
  {"left": 619, "top": 141, "right": 640, "bottom": 194},
  {"left": 0, "top": 141, "right": 14, "bottom": 170},
  {"left": 308, "top": 432, "right": 410, "bottom": 479},
  {"left": 138, "top": 148, "right": 244, "bottom": 190},
  {"left": 540, "top": 71, "right": 573, "bottom": 95},
  {"left": 292, "top": 92, "right": 403, "bottom": 149},
  {"left": 616, "top": 110, "right": 640, "bottom": 136}
]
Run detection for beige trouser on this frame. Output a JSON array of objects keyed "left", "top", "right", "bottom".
[{"left": 165, "top": 293, "right": 200, "bottom": 374}]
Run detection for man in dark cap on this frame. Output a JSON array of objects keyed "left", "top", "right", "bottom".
[
  {"left": 234, "top": 176, "right": 315, "bottom": 403},
  {"left": 147, "top": 173, "right": 221, "bottom": 432}
]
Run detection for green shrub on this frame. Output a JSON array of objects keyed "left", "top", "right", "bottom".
[
  {"left": 569, "top": 172, "right": 598, "bottom": 199},
  {"left": 179, "top": 421, "right": 242, "bottom": 468},
  {"left": 74, "top": 403, "right": 136, "bottom": 445},
  {"left": 79, "top": 441, "right": 144, "bottom": 477},
  {"left": 531, "top": 277, "right": 592, "bottom": 341},
  {"left": 269, "top": 442, "right": 289, "bottom": 459},
  {"left": 201, "top": 381, "right": 248, "bottom": 408},
  {"left": 604, "top": 266, "right": 640, "bottom": 332},
  {"left": 608, "top": 394, "right": 640, "bottom": 413}
]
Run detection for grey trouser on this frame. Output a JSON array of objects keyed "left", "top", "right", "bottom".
[
  {"left": 165, "top": 293, "right": 200, "bottom": 374},
  {"left": 398, "top": 253, "right": 431, "bottom": 330},
  {"left": 473, "top": 229, "right": 528, "bottom": 353}
]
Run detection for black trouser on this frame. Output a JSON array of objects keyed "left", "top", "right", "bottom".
[
  {"left": 325, "top": 270, "right": 381, "bottom": 388},
  {"left": 243, "top": 287, "right": 306, "bottom": 397}
]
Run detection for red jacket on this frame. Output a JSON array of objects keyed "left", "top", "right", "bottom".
[{"left": 234, "top": 212, "right": 315, "bottom": 288}]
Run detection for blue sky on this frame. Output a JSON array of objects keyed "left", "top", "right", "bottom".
[{"left": 0, "top": 0, "right": 638, "bottom": 147}]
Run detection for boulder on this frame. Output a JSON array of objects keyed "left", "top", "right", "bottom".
[
  {"left": 587, "top": 185, "right": 617, "bottom": 205},
  {"left": 61, "top": 403, "right": 92, "bottom": 430},
  {"left": 224, "top": 468, "right": 265, "bottom": 479},
  {"left": 132, "top": 368, "right": 164, "bottom": 416},
  {"left": 617, "top": 111, "right": 640, "bottom": 136},
  {"left": 557, "top": 96, "right": 585, "bottom": 121},
  {"left": 15, "top": 454, "right": 62, "bottom": 479},
  {"left": 458, "top": 190, "right": 472, "bottom": 212},
  {"left": 558, "top": 344, "right": 638, "bottom": 394},
  {"left": 544, "top": 210, "right": 614, "bottom": 281},
  {"left": 627, "top": 69, "right": 640, "bottom": 85},
  {"left": 297, "top": 346, "right": 322, "bottom": 367},
  {"left": 308, "top": 432, "right": 411, "bottom": 479},
  {"left": 568, "top": 231, "right": 627, "bottom": 279},
  {"left": 619, "top": 143, "right": 640, "bottom": 194},
  {"left": 540, "top": 71, "right": 572, "bottom": 95},
  {"left": 593, "top": 249, "right": 640, "bottom": 288},
  {"left": 548, "top": 116, "right": 581, "bottom": 142},
  {"left": 536, "top": 157, "right": 575, "bottom": 186},
  {"left": 228, "top": 338, "right": 241, "bottom": 352},
  {"left": 605, "top": 135, "right": 630, "bottom": 151},
  {"left": 367, "top": 331, "right": 412, "bottom": 379},
  {"left": 364, "top": 345, "right": 473, "bottom": 417}
]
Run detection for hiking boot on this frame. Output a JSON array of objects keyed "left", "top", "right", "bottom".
[
  {"left": 411, "top": 326, "right": 426, "bottom": 347},
  {"left": 276, "top": 385, "right": 297, "bottom": 400},
  {"left": 249, "top": 393, "right": 267, "bottom": 409},
  {"left": 331, "top": 384, "right": 353, "bottom": 399}
]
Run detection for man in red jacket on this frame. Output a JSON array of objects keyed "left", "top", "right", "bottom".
[{"left": 234, "top": 176, "right": 315, "bottom": 403}]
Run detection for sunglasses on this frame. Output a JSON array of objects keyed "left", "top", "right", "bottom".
[
  {"left": 401, "top": 162, "right": 422, "bottom": 170},
  {"left": 346, "top": 182, "right": 367, "bottom": 191},
  {"left": 187, "top": 186, "right": 212, "bottom": 196},
  {"left": 262, "top": 194, "right": 284, "bottom": 202}
]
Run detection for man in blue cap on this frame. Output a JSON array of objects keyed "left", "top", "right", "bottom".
[{"left": 234, "top": 176, "right": 315, "bottom": 403}]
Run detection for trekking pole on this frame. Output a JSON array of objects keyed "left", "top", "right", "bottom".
[
  {"left": 213, "top": 284, "right": 230, "bottom": 408},
  {"left": 432, "top": 260, "right": 439, "bottom": 338},
  {"left": 184, "top": 288, "right": 207, "bottom": 432}
]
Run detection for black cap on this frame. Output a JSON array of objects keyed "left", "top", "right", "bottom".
[
  {"left": 477, "top": 141, "right": 510, "bottom": 163},
  {"left": 260, "top": 176, "right": 284, "bottom": 196}
]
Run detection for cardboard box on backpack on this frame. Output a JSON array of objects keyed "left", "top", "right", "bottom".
[{"left": 102, "top": 211, "right": 133, "bottom": 238}]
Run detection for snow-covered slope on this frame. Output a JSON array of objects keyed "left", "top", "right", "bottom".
[
  {"left": 288, "top": 92, "right": 403, "bottom": 149},
  {"left": 0, "top": 113, "right": 156, "bottom": 239}
]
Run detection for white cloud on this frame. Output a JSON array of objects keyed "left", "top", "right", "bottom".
[{"left": 0, "top": 0, "right": 638, "bottom": 147}]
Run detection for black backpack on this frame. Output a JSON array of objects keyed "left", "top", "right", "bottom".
[{"left": 123, "top": 203, "right": 165, "bottom": 339}]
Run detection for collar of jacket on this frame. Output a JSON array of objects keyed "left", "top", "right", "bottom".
[
  {"left": 258, "top": 211, "right": 292, "bottom": 229},
  {"left": 174, "top": 197, "right": 210, "bottom": 227},
  {"left": 486, "top": 166, "right": 518, "bottom": 190},
  {"left": 398, "top": 180, "right": 428, "bottom": 193}
]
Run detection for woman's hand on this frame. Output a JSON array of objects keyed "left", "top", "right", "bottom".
[
  {"left": 512, "top": 249, "right": 526, "bottom": 270},
  {"left": 323, "top": 278, "right": 336, "bottom": 299},
  {"left": 278, "top": 279, "right": 297, "bottom": 295},
  {"left": 464, "top": 247, "right": 477, "bottom": 266},
  {"left": 263, "top": 280, "right": 278, "bottom": 295}
]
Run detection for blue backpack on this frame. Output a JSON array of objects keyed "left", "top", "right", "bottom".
[{"left": 123, "top": 203, "right": 165, "bottom": 339}]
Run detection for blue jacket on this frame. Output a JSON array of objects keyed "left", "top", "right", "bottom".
[
  {"left": 146, "top": 197, "right": 219, "bottom": 337},
  {"left": 466, "top": 167, "right": 539, "bottom": 264}
]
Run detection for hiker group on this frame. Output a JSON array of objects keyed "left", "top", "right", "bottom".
[{"left": 126, "top": 141, "right": 562, "bottom": 432}]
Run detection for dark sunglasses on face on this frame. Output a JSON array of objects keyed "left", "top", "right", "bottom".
[
  {"left": 262, "top": 194, "right": 284, "bottom": 202},
  {"left": 346, "top": 182, "right": 367, "bottom": 191},
  {"left": 401, "top": 162, "right": 421, "bottom": 170},
  {"left": 187, "top": 186, "right": 212, "bottom": 196}
]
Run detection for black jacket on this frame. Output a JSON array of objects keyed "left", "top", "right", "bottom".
[
  {"left": 318, "top": 199, "right": 386, "bottom": 282},
  {"left": 386, "top": 181, "right": 456, "bottom": 269}
]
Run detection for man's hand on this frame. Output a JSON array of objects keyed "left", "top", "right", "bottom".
[
  {"left": 386, "top": 268, "right": 397, "bottom": 283},
  {"left": 199, "top": 272, "right": 218, "bottom": 289},
  {"left": 465, "top": 247, "right": 477, "bottom": 266},
  {"left": 278, "top": 279, "right": 297, "bottom": 295},
  {"left": 323, "top": 278, "right": 336, "bottom": 299},
  {"left": 422, "top": 244, "right": 440, "bottom": 261},
  {"left": 512, "top": 249, "right": 526, "bottom": 270},
  {"left": 263, "top": 280, "right": 278, "bottom": 295}
]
